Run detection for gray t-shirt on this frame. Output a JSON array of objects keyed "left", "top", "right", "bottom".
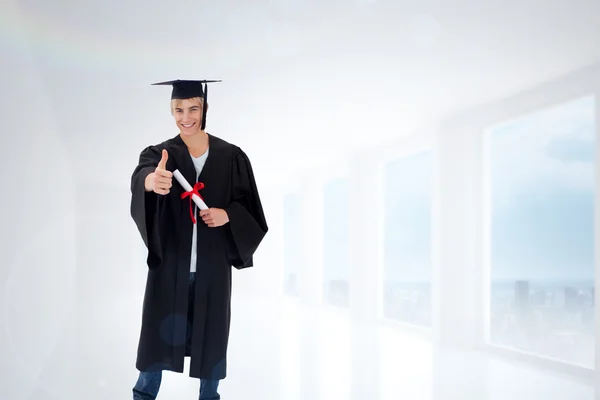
[{"left": 189, "top": 148, "right": 209, "bottom": 273}]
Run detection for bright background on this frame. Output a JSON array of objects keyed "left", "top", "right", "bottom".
[{"left": 1, "top": 0, "right": 598, "bottom": 399}]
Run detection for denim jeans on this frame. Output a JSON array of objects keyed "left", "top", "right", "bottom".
[
  {"left": 132, "top": 370, "right": 220, "bottom": 400},
  {"left": 133, "top": 272, "right": 220, "bottom": 399}
]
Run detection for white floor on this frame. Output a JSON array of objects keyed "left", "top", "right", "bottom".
[{"left": 2, "top": 292, "right": 594, "bottom": 400}]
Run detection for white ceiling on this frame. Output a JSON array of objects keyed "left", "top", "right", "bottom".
[{"left": 3, "top": 0, "right": 600, "bottom": 187}]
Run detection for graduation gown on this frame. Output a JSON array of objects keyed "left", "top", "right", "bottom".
[{"left": 129, "top": 133, "right": 268, "bottom": 379}]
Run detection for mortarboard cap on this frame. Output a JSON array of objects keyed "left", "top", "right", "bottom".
[
  {"left": 152, "top": 79, "right": 221, "bottom": 130},
  {"left": 152, "top": 79, "right": 221, "bottom": 100}
]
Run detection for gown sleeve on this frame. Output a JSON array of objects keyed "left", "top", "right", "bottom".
[
  {"left": 225, "top": 147, "right": 268, "bottom": 269},
  {"left": 130, "top": 145, "right": 165, "bottom": 270}
]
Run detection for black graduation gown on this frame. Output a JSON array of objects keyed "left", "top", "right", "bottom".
[{"left": 129, "top": 133, "right": 268, "bottom": 379}]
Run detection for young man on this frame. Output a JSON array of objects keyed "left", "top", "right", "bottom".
[{"left": 129, "top": 79, "right": 268, "bottom": 400}]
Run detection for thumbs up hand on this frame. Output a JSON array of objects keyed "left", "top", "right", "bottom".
[
  {"left": 157, "top": 149, "right": 169, "bottom": 170},
  {"left": 145, "top": 149, "right": 173, "bottom": 195}
]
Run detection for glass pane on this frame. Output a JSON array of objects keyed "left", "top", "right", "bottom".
[
  {"left": 323, "top": 177, "right": 350, "bottom": 307},
  {"left": 284, "top": 193, "right": 302, "bottom": 296},
  {"left": 382, "top": 151, "right": 433, "bottom": 327},
  {"left": 486, "top": 94, "right": 596, "bottom": 368}
]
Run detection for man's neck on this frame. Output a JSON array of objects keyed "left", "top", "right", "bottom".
[
  {"left": 181, "top": 130, "right": 209, "bottom": 157},
  {"left": 181, "top": 130, "right": 208, "bottom": 148}
]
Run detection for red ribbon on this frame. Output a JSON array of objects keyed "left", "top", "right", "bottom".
[{"left": 180, "top": 182, "right": 205, "bottom": 224}]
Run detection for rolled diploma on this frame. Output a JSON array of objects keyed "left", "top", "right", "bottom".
[{"left": 173, "top": 169, "right": 209, "bottom": 210}]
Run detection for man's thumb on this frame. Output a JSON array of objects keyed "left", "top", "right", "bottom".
[{"left": 158, "top": 149, "right": 168, "bottom": 169}]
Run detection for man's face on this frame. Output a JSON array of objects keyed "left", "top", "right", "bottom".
[{"left": 172, "top": 98, "right": 203, "bottom": 136}]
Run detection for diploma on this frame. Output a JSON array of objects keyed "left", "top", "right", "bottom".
[{"left": 173, "top": 169, "right": 209, "bottom": 210}]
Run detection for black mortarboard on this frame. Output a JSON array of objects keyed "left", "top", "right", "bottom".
[{"left": 152, "top": 79, "right": 221, "bottom": 130}]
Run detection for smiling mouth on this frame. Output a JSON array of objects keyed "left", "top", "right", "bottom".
[{"left": 182, "top": 122, "right": 195, "bottom": 128}]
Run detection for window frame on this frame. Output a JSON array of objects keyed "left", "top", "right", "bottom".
[
  {"left": 375, "top": 128, "right": 438, "bottom": 334},
  {"left": 322, "top": 174, "right": 352, "bottom": 311},
  {"left": 457, "top": 66, "right": 600, "bottom": 380}
]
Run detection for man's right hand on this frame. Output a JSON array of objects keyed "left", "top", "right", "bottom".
[{"left": 145, "top": 149, "right": 173, "bottom": 195}]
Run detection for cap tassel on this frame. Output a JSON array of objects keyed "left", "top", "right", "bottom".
[{"left": 201, "top": 83, "right": 208, "bottom": 130}]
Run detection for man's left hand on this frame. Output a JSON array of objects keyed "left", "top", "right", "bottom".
[{"left": 199, "top": 208, "right": 229, "bottom": 227}]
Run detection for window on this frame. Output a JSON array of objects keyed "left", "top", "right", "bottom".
[
  {"left": 323, "top": 177, "right": 350, "bottom": 308},
  {"left": 283, "top": 193, "right": 302, "bottom": 296},
  {"left": 485, "top": 95, "right": 596, "bottom": 368},
  {"left": 382, "top": 150, "right": 433, "bottom": 327}
]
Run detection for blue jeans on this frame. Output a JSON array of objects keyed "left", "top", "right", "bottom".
[
  {"left": 133, "top": 273, "right": 220, "bottom": 399},
  {"left": 132, "top": 370, "right": 220, "bottom": 399}
]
